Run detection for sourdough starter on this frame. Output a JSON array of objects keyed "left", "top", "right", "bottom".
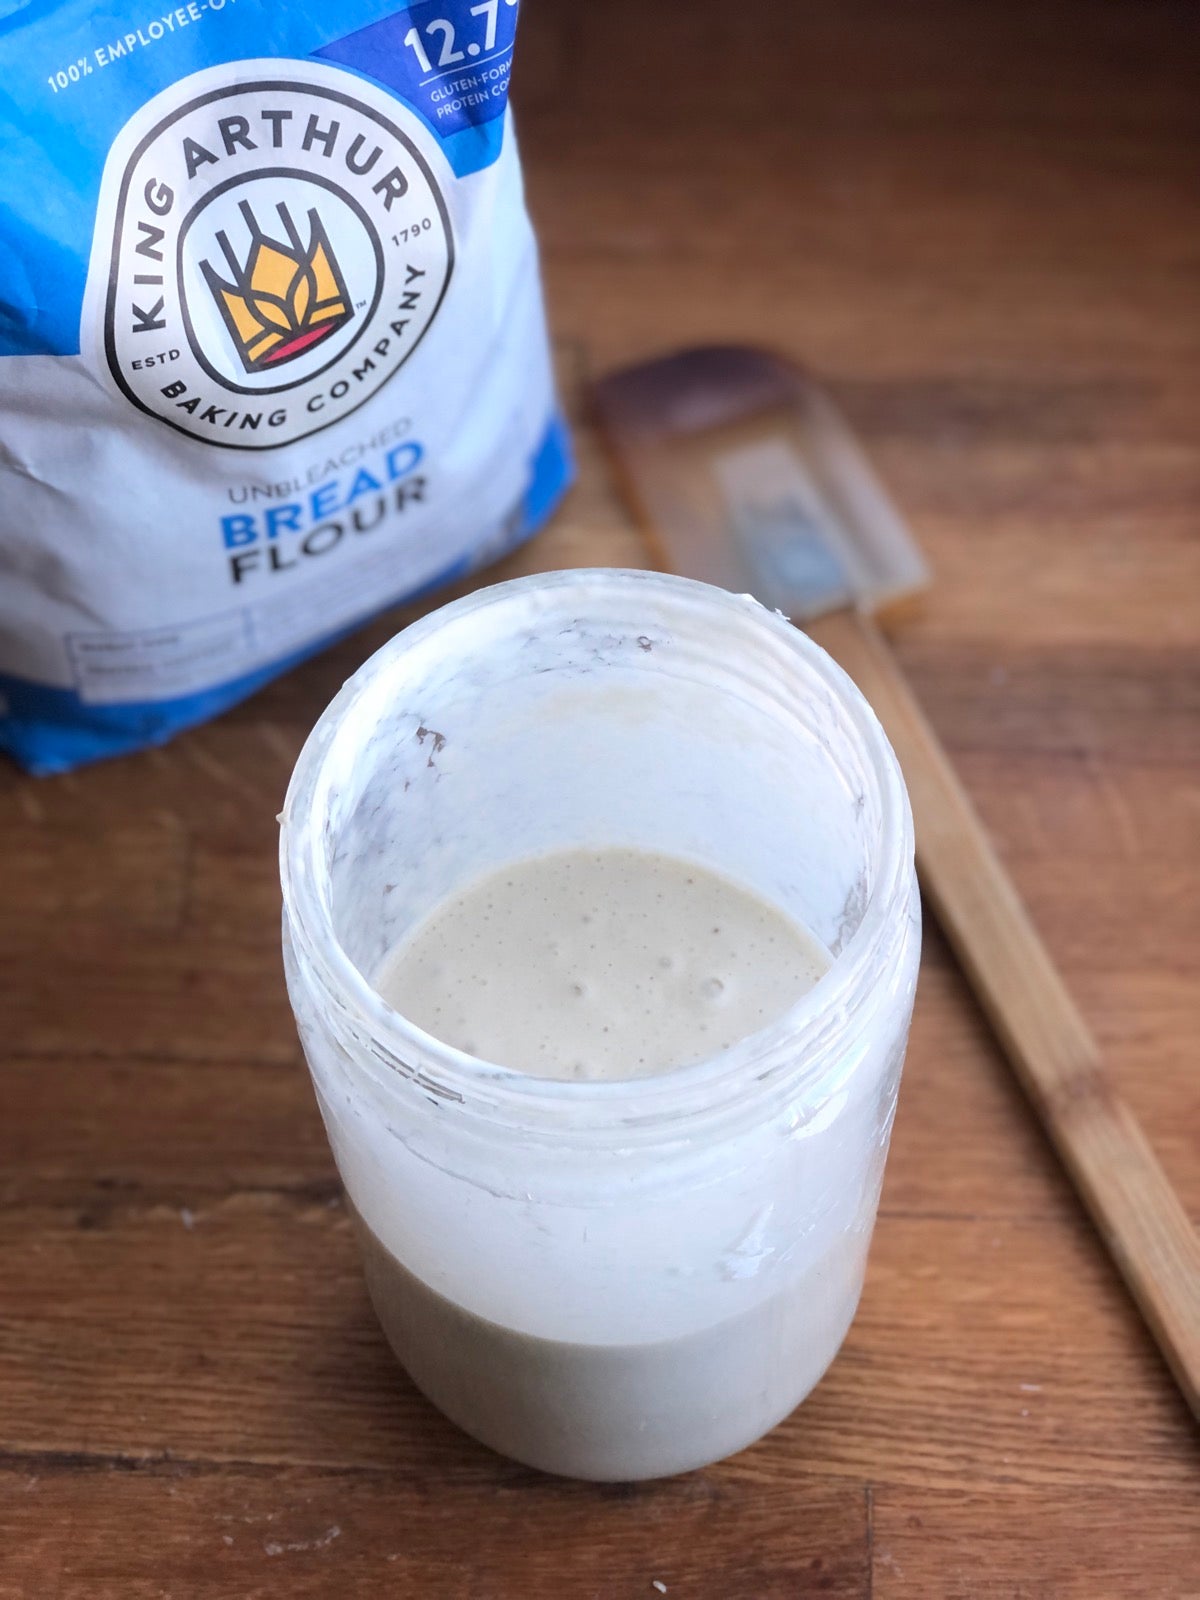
[
  {"left": 282, "top": 571, "right": 921, "bottom": 1483},
  {"left": 352, "top": 1198, "right": 863, "bottom": 1480},
  {"left": 374, "top": 846, "right": 831, "bottom": 1080},
  {"left": 361, "top": 847, "right": 851, "bottom": 1478}
]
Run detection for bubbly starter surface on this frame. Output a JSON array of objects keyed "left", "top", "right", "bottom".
[{"left": 373, "top": 847, "right": 831, "bottom": 1080}]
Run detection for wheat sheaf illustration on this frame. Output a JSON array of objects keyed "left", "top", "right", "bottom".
[{"left": 200, "top": 199, "right": 354, "bottom": 372}]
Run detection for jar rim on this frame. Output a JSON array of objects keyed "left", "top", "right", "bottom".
[{"left": 279, "top": 568, "right": 915, "bottom": 1140}]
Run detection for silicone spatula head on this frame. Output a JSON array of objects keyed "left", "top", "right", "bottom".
[{"left": 592, "top": 346, "right": 929, "bottom": 623}]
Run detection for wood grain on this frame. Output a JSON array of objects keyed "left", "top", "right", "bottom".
[
  {"left": 0, "top": 1465, "right": 866, "bottom": 1600},
  {"left": 808, "top": 606, "right": 1200, "bottom": 1416},
  {"left": 2, "top": 0, "right": 1199, "bottom": 1593},
  {"left": 871, "top": 1488, "right": 1200, "bottom": 1600}
]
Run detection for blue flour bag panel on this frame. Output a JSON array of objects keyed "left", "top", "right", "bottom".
[{"left": 0, "top": 0, "right": 571, "bottom": 772}]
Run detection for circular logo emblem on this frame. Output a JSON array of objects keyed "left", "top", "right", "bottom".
[{"left": 98, "top": 63, "right": 454, "bottom": 449}]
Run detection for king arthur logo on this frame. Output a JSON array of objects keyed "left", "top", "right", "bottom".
[
  {"left": 201, "top": 199, "right": 354, "bottom": 373},
  {"left": 92, "top": 61, "right": 454, "bottom": 449}
]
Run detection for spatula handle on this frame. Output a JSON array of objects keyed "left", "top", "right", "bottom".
[{"left": 808, "top": 606, "right": 1200, "bottom": 1419}]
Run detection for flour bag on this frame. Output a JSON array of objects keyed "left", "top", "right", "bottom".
[{"left": 0, "top": 0, "right": 570, "bottom": 772}]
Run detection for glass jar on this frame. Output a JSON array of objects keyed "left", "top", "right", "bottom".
[{"left": 280, "top": 569, "right": 920, "bottom": 1481}]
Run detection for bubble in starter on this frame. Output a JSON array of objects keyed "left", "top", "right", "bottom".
[{"left": 701, "top": 977, "right": 725, "bottom": 1001}]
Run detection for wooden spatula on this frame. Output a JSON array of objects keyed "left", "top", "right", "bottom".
[{"left": 593, "top": 345, "right": 1200, "bottom": 1419}]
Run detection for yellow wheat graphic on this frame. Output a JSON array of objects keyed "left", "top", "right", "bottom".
[{"left": 200, "top": 199, "right": 354, "bottom": 372}]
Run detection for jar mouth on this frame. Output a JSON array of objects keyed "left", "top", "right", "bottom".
[{"left": 280, "top": 569, "right": 914, "bottom": 1138}]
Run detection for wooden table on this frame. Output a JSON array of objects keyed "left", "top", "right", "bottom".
[{"left": 2, "top": 1, "right": 1198, "bottom": 1594}]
